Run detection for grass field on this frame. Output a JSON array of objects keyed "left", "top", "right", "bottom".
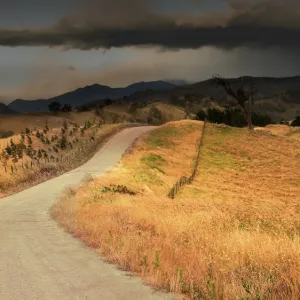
[
  {"left": 0, "top": 111, "right": 99, "bottom": 134},
  {"left": 136, "top": 102, "right": 195, "bottom": 122},
  {"left": 0, "top": 117, "right": 133, "bottom": 198},
  {"left": 52, "top": 120, "right": 300, "bottom": 299},
  {"left": 255, "top": 124, "right": 300, "bottom": 140},
  {"left": 101, "top": 102, "right": 196, "bottom": 124}
]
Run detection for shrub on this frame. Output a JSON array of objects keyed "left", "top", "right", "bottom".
[
  {"left": 196, "top": 108, "right": 274, "bottom": 128},
  {"left": 63, "top": 120, "right": 68, "bottom": 130},
  {"left": 291, "top": 116, "right": 300, "bottom": 127},
  {"left": 147, "top": 106, "right": 165, "bottom": 125},
  {"left": 59, "top": 136, "right": 68, "bottom": 150},
  {"left": 102, "top": 184, "right": 136, "bottom": 195},
  {"left": 48, "top": 101, "right": 61, "bottom": 113}
]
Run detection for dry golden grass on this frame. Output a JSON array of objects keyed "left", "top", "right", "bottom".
[
  {"left": 53, "top": 120, "right": 300, "bottom": 299},
  {"left": 100, "top": 102, "right": 195, "bottom": 124},
  {"left": 0, "top": 111, "right": 98, "bottom": 134},
  {"left": 0, "top": 121, "right": 132, "bottom": 198},
  {"left": 255, "top": 124, "right": 300, "bottom": 140},
  {"left": 137, "top": 102, "right": 196, "bottom": 122}
]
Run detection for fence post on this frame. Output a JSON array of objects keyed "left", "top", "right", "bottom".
[{"left": 167, "top": 121, "right": 206, "bottom": 199}]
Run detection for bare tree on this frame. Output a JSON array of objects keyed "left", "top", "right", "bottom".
[{"left": 212, "top": 75, "right": 256, "bottom": 130}]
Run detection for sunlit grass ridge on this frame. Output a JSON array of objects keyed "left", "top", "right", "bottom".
[{"left": 53, "top": 120, "right": 300, "bottom": 299}]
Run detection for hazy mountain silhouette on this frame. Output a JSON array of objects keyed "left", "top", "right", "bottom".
[
  {"left": 7, "top": 76, "right": 300, "bottom": 115},
  {"left": 8, "top": 81, "right": 176, "bottom": 113},
  {"left": 0, "top": 102, "right": 17, "bottom": 115}
]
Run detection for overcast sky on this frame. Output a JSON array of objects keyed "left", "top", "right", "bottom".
[{"left": 0, "top": 0, "right": 299, "bottom": 103}]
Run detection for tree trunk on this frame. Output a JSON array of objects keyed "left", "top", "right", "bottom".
[
  {"left": 243, "top": 103, "right": 254, "bottom": 130},
  {"left": 247, "top": 116, "right": 254, "bottom": 130}
]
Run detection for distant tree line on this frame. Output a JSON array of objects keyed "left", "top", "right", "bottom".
[
  {"left": 196, "top": 107, "right": 274, "bottom": 127},
  {"left": 77, "top": 98, "right": 113, "bottom": 112},
  {"left": 48, "top": 101, "right": 72, "bottom": 113}
]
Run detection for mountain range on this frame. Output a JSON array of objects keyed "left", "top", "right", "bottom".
[
  {"left": 0, "top": 102, "right": 17, "bottom": 114},
  {"left": 2, "top": 76, "right": 300, "bottom": 121},
  {"left": 7, "top": 81, "right": 176, "bottom": 113}
]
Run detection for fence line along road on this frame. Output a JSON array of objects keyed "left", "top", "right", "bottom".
[{"left": 168, "top": 121, "right": 206, "bottom": 199}]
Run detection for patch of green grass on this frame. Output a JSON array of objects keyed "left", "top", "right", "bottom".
[
  {"left": 141, "top": 154, "right": 167, "bottom": 174},
  {"left": 199, "top": 125, "right": 245, "bottom": 171},
  {"left": 154, "top": 126, "right": 180, "bottom": 137},
  {"left": 133, "top": 171, "right": 165, "bottom": 186},
  {"left": 151, "top": 166, "right": 166, "bottom": 174},
  {"left": 146, "top": 136, "right": 171, "bottom": 148},
  {"left": 145, "top": 127, "right": 179, "bottom": 148},
  {"left": 185, "top": 123, "right": 203, "bottom": 131},
  {"left": 145, "top": 123, "right": 204, "bottom": 149},
  {"left": 202, "top": 148, "right": 241, "bottom": 171},
  {"left": 141, "top": 154, "right": 166, "bottom": 164}
]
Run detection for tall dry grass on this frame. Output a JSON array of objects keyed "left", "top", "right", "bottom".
[
  {"left": 255, "top": 124, "right": 300, "bottom": 140},
  {"left": 53, "top": 120, "right": 300, "bottom": 299},
  {"left": 0, "top": 121, "right": 132, "bottom": 198},
  {"left": 0, "top": 111, "right": 98, "bottom": 134}
]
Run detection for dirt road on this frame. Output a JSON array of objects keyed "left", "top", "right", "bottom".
[{"left": 0, "top": 127, "right": 175, "bottom": 300}]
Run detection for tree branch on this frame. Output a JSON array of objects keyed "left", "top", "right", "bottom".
[{"left": 212, "top": 74, "right": 238, "bottom": 100}]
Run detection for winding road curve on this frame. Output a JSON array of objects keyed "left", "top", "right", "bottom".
[{"left": 0, "top": 127, "right": 176, "bottom": 300}]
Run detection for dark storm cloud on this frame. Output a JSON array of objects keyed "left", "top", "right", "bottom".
[
  {"left": 0, "top": 26, "right": 299, "bottom": 50},
  {"left": 0, "top": 0, "right": 299, "bottom": 50}
]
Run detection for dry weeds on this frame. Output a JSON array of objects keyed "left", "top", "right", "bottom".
[
  {"left": 0, "top": 121, "right": 133, "bottom": 198},
  {"left": 0, "top": 111, "right": 98, "bottom": 134},
  {"left": 53, "top": 120, "right": 300, "bottom": 299},
  {"left": 255, "top": 124, "right": 300, "bottom": 140}
]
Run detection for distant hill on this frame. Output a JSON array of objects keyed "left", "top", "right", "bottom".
[
  {"left": 125, "top": 81, "right": 176, "bottom": 93},
  {"left": 8, "top": 81, "right": 176, "bottom": 113},
  {"left": 91, "top": 75, "right": 300, "bottom": 122},
  {"left": 164, "top": 79, "right": 191, "bottom": 86},
  {"left": 0, "top": 102, "right": 17, "bottom": 115},
  {"left": 188, "top": 76, "right": 300, "bottom": 101},
  {"left": 6, "top": 76, "right": 300, "bottom": 121},
  {"left": 100, "top": 76, "right": 300, "bottom": 105}
]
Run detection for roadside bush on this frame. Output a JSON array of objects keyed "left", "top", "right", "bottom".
[
  {"left": 147, "top": 106, "right": 165, "bottom": 125},
  {"left": 291, "top": 116, "right": 300, "bottom": 127},
  {"left": 59, "top": 136, "right": 68, "bottom": 150},
  {"left": 102, "top": 184, "right": 136, "bottom": 195}
]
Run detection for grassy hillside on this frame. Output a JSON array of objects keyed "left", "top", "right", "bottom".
[
  {"left": 97, "top": 76, "right": 300, "bottom": 123},
  {"left": 136, "top": 102, "right": 196, "bottom": 123},
  {"left": 255, "top": 124, "right": 300, "bottom": 139},
  {"left": 98, "top": 102, "right": 195, "bottom": 125},
  {"left": 5, "top": 76, "right": 300, "bottom": 121},
  {"left": 0, "top": 111, "right": 99, "bottom": 134},
  {"left": 0, "top": 119, "right": 133, "bottom": 198},
  {"left": 8, "top": 81, "right": 176, "bottom": 113},
  {"left": 53, "top": 120, "right": 300, "bottom": 299}
]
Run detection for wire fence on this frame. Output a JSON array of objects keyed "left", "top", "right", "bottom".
[{"left": 168, "top": 121, "right": 206, "bottom": 199}]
